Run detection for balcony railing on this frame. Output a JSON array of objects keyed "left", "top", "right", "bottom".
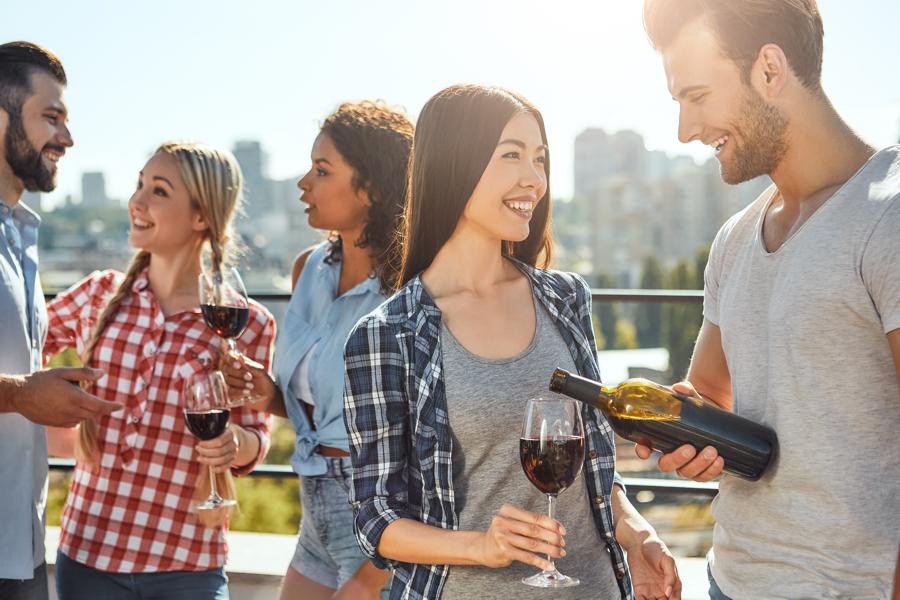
[{"left": 43, "top": 286, "right": 713, "bottom": 500}]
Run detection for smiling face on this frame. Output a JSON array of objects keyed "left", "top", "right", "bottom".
[
  {"left": 1, "top": 70, "right": 73, "bottom": 193},
  {"left": 127, "top": 152, "right": 208, "bottom": 255},
  {"left": 459, "top": 111, "right": 548, "bottom": 243},
  {"left": 296, "top": 132, "right": 370, "bottom": 235},
  {"left": 663, "top": 19, "right": 788, "bottom": 184}
]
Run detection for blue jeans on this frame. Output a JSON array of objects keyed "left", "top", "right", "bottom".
[
  {"left": 55, "top": 551, "right": 228, "bottom": 600},
  {"left": 0, "top": 562, "right": 48, "bottom": 600},
  {"left": 290, "top": 457, "right": 389, "bottom": 597},
  {"left": 708, "top": 563, "right": 734, "bottom": 600}
]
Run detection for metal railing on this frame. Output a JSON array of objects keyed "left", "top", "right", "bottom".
[
  {"left": 241, "top": 289, "right": 706, "bottom": 304},
  {"left": 45, "top": 289, "right": 704, "bottom": 305},
  {"left": 44, "top": 287, "right": 714, "bottom": 499},
  {"left": 48, "top": 458, "right": 718, "bottom": 497}
]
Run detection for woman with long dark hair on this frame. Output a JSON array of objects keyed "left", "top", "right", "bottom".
[
  {"left": 343, "top": 85, "right": 681, "bottom": 599},
  {"left": 222, "top": 101, "right": 413, "bottom": 599}
]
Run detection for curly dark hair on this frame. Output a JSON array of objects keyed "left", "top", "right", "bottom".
[{"left": 319, "top": 101, "right": 414, "bottom": 293}]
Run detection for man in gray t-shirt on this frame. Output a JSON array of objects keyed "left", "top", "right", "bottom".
[{"left": 638, "top": 2, "right": 900, "bottom": 598}]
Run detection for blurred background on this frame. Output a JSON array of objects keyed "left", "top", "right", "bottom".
[{"left": 7, "top": 0, "right": 899, "bottom": 579}]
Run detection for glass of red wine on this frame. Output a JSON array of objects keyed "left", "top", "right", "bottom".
[
  {"left": 199, "top": 268, "right": 251, "bottom": 406},
  {"left": 519, "top": 397, "right": 585, "bottom": 588},
  {"left": 183, "top": 370, "right": 237, "bottom": 510}
]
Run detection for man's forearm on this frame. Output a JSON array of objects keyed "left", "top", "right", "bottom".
[{"left": 0, "top": 375, "right": 25, "bottom": 413}]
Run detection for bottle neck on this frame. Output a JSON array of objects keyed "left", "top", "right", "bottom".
[{"left": 551, "top": 369, "right": 614, "bottom": 413}]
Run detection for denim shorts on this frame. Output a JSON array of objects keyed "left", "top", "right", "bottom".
[
  {"left": 708, "top": 563, "right": 734, "bottom": 600},
  {"left": 291, "top": 457, "right": 389, "bottom": 596},
  {"left": 55, "top": 551, "right": 228, "bottom": 600}
]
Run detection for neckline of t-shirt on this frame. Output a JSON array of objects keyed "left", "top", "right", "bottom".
[
  {"left": 440, "top": 293, "right": 543, "bottom": 366},
  {"left": 755, "top": 148, "right": 887, "bottom": 257}
]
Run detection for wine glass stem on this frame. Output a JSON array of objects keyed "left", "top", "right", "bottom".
[
  {"left": 209, "top": 466, "right": 221, "bottom": 501},
  {"left": 545, "top": 493, "right": 558, "bottom": 573},
  {"left": 226, "top": 339, "right": 237, "bottom": 356}
]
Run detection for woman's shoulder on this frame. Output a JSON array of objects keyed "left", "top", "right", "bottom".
[
  {"left": 348, "top": 277, "right": 428, "bottom": 339},
  {"left": 291, "top": 242, "right": 328, "bottom": 289},
  {"left": 528, "top": 266, "right": 590, "bottom": 298},
  {"left": 60, "top": 269, "right": 126, "bottom": 302}
]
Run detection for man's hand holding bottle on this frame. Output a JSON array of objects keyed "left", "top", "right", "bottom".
[{"left": 633, "top": 381, "right": 725, "bottom": 482}]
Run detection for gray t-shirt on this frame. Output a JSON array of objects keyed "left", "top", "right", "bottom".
[
  {"left": 704, "top": 146, "right": 900, "bottom": 599},
  {"left": 439, "top": 299, "right": 620, "bottom": 600}
]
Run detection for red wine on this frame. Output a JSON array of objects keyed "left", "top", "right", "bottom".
[
  {"left": 549, "top": 368, "right": 778, "bottom": 481},
  {"left": 201, "top": 305, "right": 249, "bottom": 339},
  {"left": 183, "top": 409, "right": 230, "bottom": 440},
  {"left": 519, "top": 436, "right": 585, "bottom": 495}
]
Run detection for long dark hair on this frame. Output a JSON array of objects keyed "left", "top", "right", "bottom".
[
  {"left": 389, "top": 85, "right": 553, "bottom": 291},
  {"left": 318, "top": 101, "right": 414, "bottom": 293}
]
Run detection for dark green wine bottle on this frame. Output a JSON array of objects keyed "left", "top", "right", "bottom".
[{"left": 549, "top": 368, "right": 777, "bottom": 481}]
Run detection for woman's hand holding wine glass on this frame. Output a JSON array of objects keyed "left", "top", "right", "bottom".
[
  {"left": 183, "top": 370, "right": 237, "bottom": 510},
  {"left": 475, "top": 503, "right": 566, "bottom": 571},
  {"left": 198, "top": 268, "right": 274, "bottom": 409},
  {"left": 519, "top": 396, "right": 585, "bottom": 587},
  {"left": 220, "top": 353, "right": 276, "bottom": 411},
  {"left": 194, "top": 422, "right": 240, "bottom": 474}
]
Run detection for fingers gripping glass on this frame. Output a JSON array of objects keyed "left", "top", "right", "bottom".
[
  {"left": 183, "top": 371, "right": 237, "bottom": 510},
  {"left": 519, "top": 397, "right": 585, "bottom": 588},
  {"left": 198, "top": 268, "right": 252, "bottom": 406}
]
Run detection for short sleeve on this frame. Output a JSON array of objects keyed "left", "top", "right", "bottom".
[
  {"left": 703, "top": 222, "right": 730, "bottom": 327},
  {"left": 861, "top": 196, "right": 900, "bottom": 334}
]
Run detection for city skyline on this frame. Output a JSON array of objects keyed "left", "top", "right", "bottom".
[{"left": 5, "top": 1, "right": 900, "bottom": 209}]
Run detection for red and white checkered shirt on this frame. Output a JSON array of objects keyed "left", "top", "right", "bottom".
[{"left": 44, "top": 269, "right": 275, "bottom": 573}]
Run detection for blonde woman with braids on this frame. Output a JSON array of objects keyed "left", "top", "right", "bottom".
[{"left": 43, "top": 142, "right": 275, "bottom": 600}]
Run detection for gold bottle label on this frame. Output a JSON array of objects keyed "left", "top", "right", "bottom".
[{"left": 601, "top": 379, "right": 682, "bottom": 421}]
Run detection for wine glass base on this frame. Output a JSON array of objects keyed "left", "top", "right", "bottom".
[
  {"left": 195, "top": 498, "right": 238, "bottom": 511},
  {"left": 522, "top": 570, "right": 580, "bottom": 588}
]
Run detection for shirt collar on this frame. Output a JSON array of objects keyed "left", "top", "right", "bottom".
[
  {"left": 0, "top": 198, "right": 41, "bottom": 227},
  {"left": 130, "top": 268, "right": 151, "bottom": 293}
]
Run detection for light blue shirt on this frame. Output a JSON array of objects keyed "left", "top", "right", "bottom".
[
  {"left": 0, "top": 199, "right": 48, "bottom": 579},
  {"left": 274, "top": 242, "right": 386, "bottom": 476}
]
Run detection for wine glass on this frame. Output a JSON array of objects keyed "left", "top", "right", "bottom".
[
  {"left": 519, "top": 397, "right": 585, "bottom": 588},
  {"left": 183, "top": 370, "right": 237, "bottom": 510},
  {"left": 199, "top": 268, "right": 251, "bottom": 406}
]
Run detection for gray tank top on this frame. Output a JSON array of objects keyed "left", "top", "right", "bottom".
[{"left": 439, "top": 299, "right": 620, "bottom": 599}]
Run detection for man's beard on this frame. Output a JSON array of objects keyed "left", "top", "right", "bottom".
[
  {"left": 720, "top": 88, "right": 789, "bottom": 185},
  {"left": 4, "top": 112, "right": 61, "bottom": 193}
]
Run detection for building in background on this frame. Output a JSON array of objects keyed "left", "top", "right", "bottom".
[
  {"left": 573, "top": 128, "right": 768, "bottom": 285},
  {"left": 231, "top": 140, "right": 319, "bottom": 288},
  {"left": 81, "top": 172, "right": 110, "bottom": 208}
]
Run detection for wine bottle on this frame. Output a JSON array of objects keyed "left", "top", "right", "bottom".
[{"left": 548, "top": 368, "right": 777, "bottom": 481}]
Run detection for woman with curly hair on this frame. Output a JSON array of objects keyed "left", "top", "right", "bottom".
[{"left": 222, "top": 101, "right": 413, "bottom": 599}]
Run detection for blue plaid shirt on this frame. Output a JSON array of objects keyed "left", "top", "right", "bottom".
[{"left": 343, "top": 262, "right": 633, "bottom": 599}]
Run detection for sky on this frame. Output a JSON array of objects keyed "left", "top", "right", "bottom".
[{"left": 5, "top": 0, "right": 900, "bottom": 209}]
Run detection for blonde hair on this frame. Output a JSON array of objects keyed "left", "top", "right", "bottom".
[{"left": 77, "top": 142, "right": 245, "bottom": 526}]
